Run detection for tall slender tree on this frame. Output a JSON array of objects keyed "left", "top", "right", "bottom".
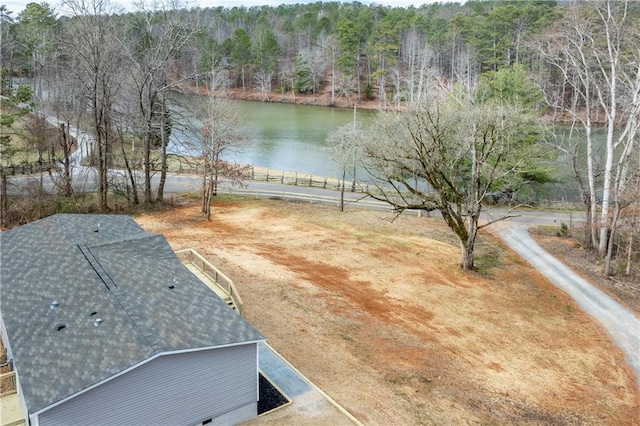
[
  {"left": 537, "top": 0, "right": 640, "bottom": 259},
  {"left": 124, "top": 0, "right": 195, "bottom": 203},
  {"left": 61, "top": 0, "right": 124, "bottom": 211}
]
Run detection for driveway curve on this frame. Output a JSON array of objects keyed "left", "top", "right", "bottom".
[
  {"left": 496, "top": 223, "right": 640, "bottom": 387},
  {"left": 8, "top": 112, "right": 640, "bottom": 387}
]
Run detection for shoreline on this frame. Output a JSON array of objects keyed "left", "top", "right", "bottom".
[
  {"left": 181, "top": 85, "right": 606, "bottom": 125},
  {"left": 184, "top": 84, "right": 388, "bottom": 111}
]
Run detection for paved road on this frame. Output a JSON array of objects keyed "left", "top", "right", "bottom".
[{"left": 8, "top": 116, "right": 640, "bottom": 386}]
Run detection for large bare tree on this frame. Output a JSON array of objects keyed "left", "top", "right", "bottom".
[{"left": 360, "top": 99, "right": 549, "bottom": 270}]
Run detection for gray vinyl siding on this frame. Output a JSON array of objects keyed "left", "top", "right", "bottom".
[{"left": 38, "top": 344, "right": 258, "bottom": 426}]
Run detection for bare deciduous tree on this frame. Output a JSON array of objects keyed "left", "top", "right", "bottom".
[
  {"left": 537, "top": 0, "right": 640, "bottom": 260},
  {"left": 198, "top": 91, "right": 249, "bottom": 220},
  {"left": 62, "top": 0, "right": 125, "bottom": 211},
  {"left": 360, "top": 99, "right": 549, "bottom": 270},
  {"left": 124, "top": 0, "right": 195, "bottom": 203},
  {"left": 327, "top": 107, "right": 363, "bottom": 211}
]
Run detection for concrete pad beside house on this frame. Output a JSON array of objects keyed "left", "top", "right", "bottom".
[{"left": 246, "top": 342, "right": 361, "bottom": 426}]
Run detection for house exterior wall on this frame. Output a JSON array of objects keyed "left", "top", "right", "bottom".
[
  {"left": 0, "top": 315, "right": 13, "bottom": 361},
  {"left": 36, "top": 343, "right": 258, "bottom": 426}
]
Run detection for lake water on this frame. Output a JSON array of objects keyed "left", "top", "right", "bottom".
[
  {"left": 169, "top": 96, "right": 610, "bottom": 202},
  {"left": 170, "top": 97, "right": 374, "bottom": 179}
]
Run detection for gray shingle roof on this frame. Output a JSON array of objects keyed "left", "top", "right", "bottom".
[{"left": 0, "top": 214, "right": 264, "bottom": 414}]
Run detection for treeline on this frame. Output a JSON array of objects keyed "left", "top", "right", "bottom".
[
  {"left": 189, "top": 0, "right": 558, "bottom": 106},
  {"left": 1, "top": 1, "right": 640, "bottom": 278},
  {"left": 1, "top": 1, "right": 560, "bottom": 107}
]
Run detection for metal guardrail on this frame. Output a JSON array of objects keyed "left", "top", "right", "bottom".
[{"left": 176, "top": 248, "right": 244, "bottom": 315}]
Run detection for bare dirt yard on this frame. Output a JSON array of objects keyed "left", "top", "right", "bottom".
[{"left": 136, "top": 198, "right": 639, "bottom": 425}]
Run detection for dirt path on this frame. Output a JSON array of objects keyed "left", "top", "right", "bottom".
[
  {"left": 496, "top": 223, "right": 640, "bottom": 386},
  {"left": 137, "top": 199, "right": 639, "bottom": 425}
]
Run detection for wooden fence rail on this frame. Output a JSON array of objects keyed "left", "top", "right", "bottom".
[
  {"left": 250, "top": 168, "right": 370, "bottom": 193},
  {"left": 224, "top": 187, "right": 432, "bottom": 218},
  {"left": 0, "top": 161, "right": 56, "bottom": 177},
  {"left": 0, "top": 370, "right": 16, "bottom": 397},
  {"left": 176, "top": 249, "right": 244, "bottom": 315}
]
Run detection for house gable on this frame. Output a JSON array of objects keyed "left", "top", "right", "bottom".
[{"left": 36, "top": 345, "right": 259, "bottom": 426}]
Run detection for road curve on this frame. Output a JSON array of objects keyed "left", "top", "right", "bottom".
[
  {"left": 496, "top": 223, "right": 640, "bottom": 387},
  {"left": 9, "top": 110, "right": 640, "bottom": 385}
]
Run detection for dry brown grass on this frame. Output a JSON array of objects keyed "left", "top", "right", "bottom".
[{"left": 137, "top": 198, "right": 640, "bottom": 425}]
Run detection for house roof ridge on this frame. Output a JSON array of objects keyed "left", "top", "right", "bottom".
[
  {"left": 77, "top": 243, "right": 119, "bottom": 290},
  {"left": 109, "top": 285, "right": 168, "bottom": 353},
  {"left": 86, "top": 232, "right": 161, "bottom": 249},
  {"left": 56, "top": 216, "right": 169, "bottom": 353}
]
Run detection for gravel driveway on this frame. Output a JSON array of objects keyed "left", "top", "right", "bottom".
[{"left": 496, "top": 223, "right": 640, "bottom": 387}]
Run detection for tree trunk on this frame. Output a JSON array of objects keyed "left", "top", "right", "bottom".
[
  {"left": 101, "top": 118, "right": 110, "bottom": 211},
  {"left": 339, "top": 166, "right": 346, "bottom": 212},
  {"left": 626, "top": 222, "right": 634, "bottom": 276},
  {"left": 94, "top": 98, "right": 109, "bottom": 211},
  {"left": 203, "top": 174, "right": 214, "bottom": 220},
  {"left": 459, "top": 238, "right": 475, "bottom": 271},
  {"left": 61, "top": 123, "right": 73, "bottom": 197},
  {"left": 604, "top": 200, "right": 621, "bottom": 276},
  {"left": 157, "top": 92, "right": 168, "bottom": 202},
  {"left": 201, "top": 157, "right": 209, "bottom": 214},
  {"left": 585, "top": 124, "right": 599, "bottom": 249},
  {"left": 599, "top": 121, "right": 616, "bottom": 256},
  {"left": 0, "top": 173, "right": 7, "bottom": 230},
  {"left": 118, "top": 127, "right": 139, "bottom": 205}
]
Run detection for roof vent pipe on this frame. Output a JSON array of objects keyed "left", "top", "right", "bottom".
[
  {"left": 93, "top": 318, "right": 103, "bottom": 327},
  {"left": 50, "top": 301, "right": 59, "bottom": 310}
]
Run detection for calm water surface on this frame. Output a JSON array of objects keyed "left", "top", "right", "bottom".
[
  {"left": 171, "top": 98, "right": 374, "bottom": 178},
  {"left": 169, "top": 96, "right": 611, "bottom": 202}
]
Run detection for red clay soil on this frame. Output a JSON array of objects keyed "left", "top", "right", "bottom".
[{"left": 136, "top": 199, "right": 639, "bottom": 425}]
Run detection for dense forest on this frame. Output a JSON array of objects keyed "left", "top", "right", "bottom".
[
  {"left": 1, "top": 0, "right": 639, "bottom": 274},
  {"left": 2, "top": 0, "right": 562, "bottom": 107}
]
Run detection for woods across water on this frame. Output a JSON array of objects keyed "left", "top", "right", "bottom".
[{"left": 1, "top": 0, "right": 640, "bottom": 275}]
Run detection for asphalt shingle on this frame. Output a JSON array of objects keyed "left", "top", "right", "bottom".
[{"left": 0, "top": 214, "right": 264, "bottom": 414}]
